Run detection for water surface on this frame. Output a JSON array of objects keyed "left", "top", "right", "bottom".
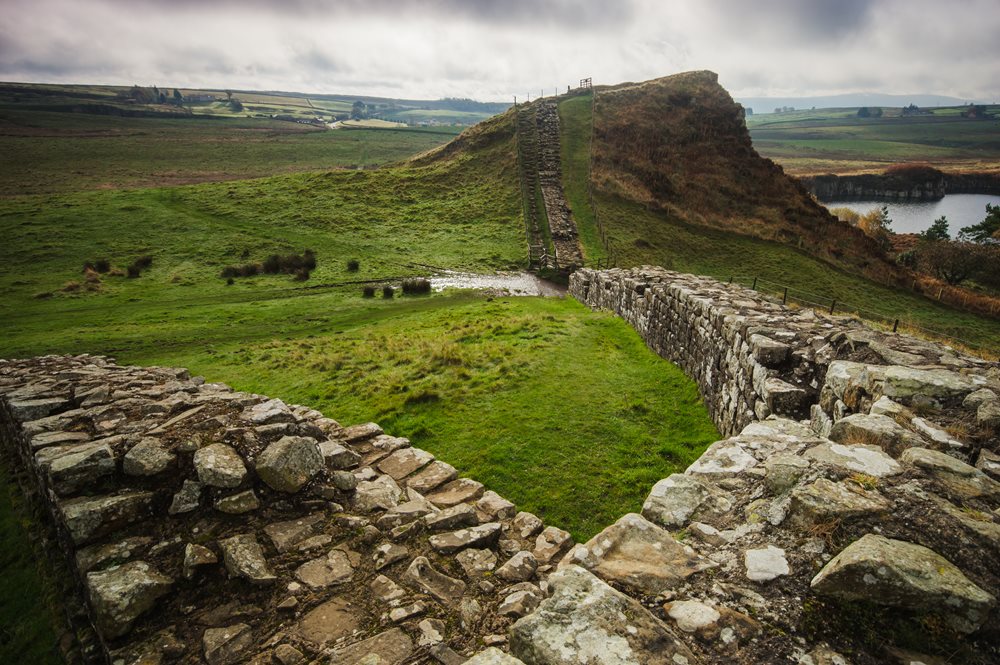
[{"left": 826, "top": 194, "right": 1000, "bottom": 235}]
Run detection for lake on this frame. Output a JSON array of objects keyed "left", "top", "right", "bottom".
[{"left": 825, "top": 194, "right": 1000, "bottom": 235}]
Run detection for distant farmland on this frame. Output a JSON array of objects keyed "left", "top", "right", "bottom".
[{"left": 748, "top": 106, "right": 1000, "bottom": 176}]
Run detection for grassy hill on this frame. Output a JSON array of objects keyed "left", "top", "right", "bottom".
[
  {"left": 0, "top": 102, "right": 723, "bottom": 541},
  {"left": 555, "top": 75, "right": 1000, "bottom": 352},
  {"left": 747, "top": 106, "right": 1000, "bottom": 176}
]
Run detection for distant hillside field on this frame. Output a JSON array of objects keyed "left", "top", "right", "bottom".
[
  {"left": 0, "top": 108, "right": 460, "bottom": 196},
  {"left": 747, "top": 106, "right": 1000, "bottom": 176}
]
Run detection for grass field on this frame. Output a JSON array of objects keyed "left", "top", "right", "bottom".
[
  {"left": 558, "top": 93, "right": 607, "bottom": 264},
  {"left": 0, "top": 463, "right": 62, "bottom": 665},
  {"left": 0, "top": 109, "right": 461, "bottom": 196},
  {"left": 748, "top": 107, "right": 1000, "bottom": 175}
]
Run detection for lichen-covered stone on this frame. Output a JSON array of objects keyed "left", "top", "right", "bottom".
[
  {"left": 642, "top": 473, "right": 730, "bottom": 528},
  {"left": 255, "top": 435, "right": 323, "bottom": 493},
  {"left": 218, "top": 533, "right": 276, "bottom": 584},
  {"left": 123, "top": 437, "right": 175, "bottom": 476},
  {"left": 569, "top": 513, "right": 714, "bottom": 595},
  {"left": 86, "top": 561, "right": 173, "bottom": 639},
  {"left": 510, "top": 565, "right": 695, "bottom": 664},
  {"left": 811, "top": 534, "right": 995, "bottom": 634},
  {"left": 193, "top": 443, "right": 247, "bottom": 488}
]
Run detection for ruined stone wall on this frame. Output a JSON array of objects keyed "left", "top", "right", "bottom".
[
  {"left": 4, "top": 268, "right": 1000, "bottom": 665},
  {"left": 0, "top": 355, "right": 574, "bottom": 665},
  {"left": 563, "top": 266, "right": 1000, "bottom": 664}
]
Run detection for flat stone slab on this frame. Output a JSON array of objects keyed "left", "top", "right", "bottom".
[
  {"left": 429, "top": 522, "right": 502, "bottom": 554},
  {"left": 377, "top": 447, "right": 435, "bottom": 480},
  {"left": 804, "top": 442, "right": 902, "bottom": 478},
  {"left": 901, "top": 447, "right": 1000, "bottom": 499},
  {"left": 811, "top": 534, "right": 995, "bottom": 634},
  {"left": 510, "top": 565, "right": 695, "bottom": 665},
  {"left": 569, "top": 513, "right": 714, "bottom": 595},
  {"left": 406, "top": 460, "right": 458, "bottom": 493},
  {"left": 745, "top": 545, "right": 789, "bottom": 582},
  {"left": 686, "top": 440, "right": 759, "bottom": 476},
  {"left": 294, "top": 597, "right": 361, "bottom": 647},
  {"left": 788, "top": 478, "right": 891, "bottom": 526},
  {"left": 263, "top": 512, "right": 325, "bottom": 553},
  {"left": 329, "top": 627, "right": 414, "bottom": 664},
  {"left": 405, "top": 556, "right": 466, "bottom": 605},
  {"left": 427, "top": 478, "right": 485, "bottom": 508},
  {"left": 60, "top": 491, "right": 153, "bottom": 545},
  {"left": 295, "top": 549, "right": 354, "bottom": 588}
]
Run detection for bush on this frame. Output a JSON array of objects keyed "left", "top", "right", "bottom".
[
  {"left": 401, "top": 277, "right": 432, "bottom": 295},
  {"left": 382, "top": 285, "right": 395, "bottom": 299},
  {"left": 362, "top": 285, "right": 375, "bottom": 298},
  {"left": 126, "top": 264, "right": 141, "bottom": 278},
  {"left": 133, "top": 255, "right": 153, "bottom": 270},
  {"left": 226, "top": 277, "right": 235, "bottom": 286},
  {"left": 94, "top": 259, "right": 110, "bottom": 273},
  {"left": 222, "top": 249, "right": 316, "bottom": 280},
  {"left": 347, "top": 259, "right": 360, "bottom": 272}
]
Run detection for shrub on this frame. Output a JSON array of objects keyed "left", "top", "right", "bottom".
[
  {"left": 126, "top": 264, "right": 141, "bottom": 278},
  {"left": 222, "top": 250, "right": 316, "bottom": 280},
  {"left": 382, "top": 285, "right": 394, "bottom": 298},
  {"left": 401, "top": 277, "right": 432, "bottom": 295},
  {"left": 362, "top": 285, "right": 375, "bottom": 298},
  {"left": 293, "top": 268, "right": 310, "bottom": 281},
  {"left": 347, "top": 259, "right": 360, "bottom": 272},
  {"left": 226, "top": 277, "right": 235, "bottom": 286},
  {"left": 94, "top": 259, "right": 111, "bottom": 273},
  {"left": 133, "top": 255, "right": 153, "bottom": 270}
]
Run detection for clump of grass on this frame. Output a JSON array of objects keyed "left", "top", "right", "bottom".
[
  {"left": 82, "top": 258, "right": 111, "bottom": 273},
  {"left": 401, "top": 277, "right": 431, "bottom": 295},
  {"left": 347, "top": 259, "right": 360, "bottom": 272},
  {"left": 846, "top": 473, "right": 878, "bottom": 491},
  {"left": 362, "top": 285, "right": 375, "bottom": 298},
  {"left": 61, "top": 280, "right": 81, "bottom": 292},
  {"left": 222, "top": 249, "right": 315, "bottom": 281},
  {"left": 382, "top": 285, "right": 395, "bottom": 299}
]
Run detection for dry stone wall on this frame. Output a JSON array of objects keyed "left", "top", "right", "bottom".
[
  {"left": 563, "top": 266, "right": 1000, "bottom": 664},
  {"left": 0, "top": 355, "right": 575, "bottom": 665},
  {"left": 4, "top": 266, "right": 1000, "bottom": 664}
]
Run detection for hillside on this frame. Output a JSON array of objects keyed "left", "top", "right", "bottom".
[{"left": 588, "top": 71, "right": 902, "bottom": 283}]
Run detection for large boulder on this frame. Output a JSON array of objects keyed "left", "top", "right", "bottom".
[
  {"left": 811, "top": 534, "right": 995, "bottom": 634},
  {"left": 255, "top": 436, "right": 324, "bottom": 493},
  {"left": 568, "top": 513, "right": 714, "bottom": 595},
  {"left": 510, "top": 565, "right": 695, "bottom": 664},
  {"left": 86, "top": 561, "right": 173, "bottom": 639}
]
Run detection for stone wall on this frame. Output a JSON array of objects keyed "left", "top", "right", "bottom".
[
  {"left": 563, "top": 266, "right": 1000, "bottom": 663},
  {"left": 4, "top": 268, "right": 1000, "bottom": 664},
  {"left": 0, "top": 355, "right": 573, "bottom": 665}
]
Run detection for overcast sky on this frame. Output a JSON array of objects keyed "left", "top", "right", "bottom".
[{"left": 2, "top": 0, "right": 998, "bottom": 102}]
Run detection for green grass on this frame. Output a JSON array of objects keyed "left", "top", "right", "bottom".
[
  {"left": 0, "top": 109, "right": 460, "bottom": 196},
  {"left": 747, "top": 108, "right": 1000, "bottom": 175},
  {"left": 558, "top": 93, "right": 607, "bottom": 263},
  {"left": 596, "top": 193, "right": 1000, "bottom": 350},
  {"left": 0, "top": 461, "right": 62, "bottom": 665},
  {"left": 144, "top": 293, "right": 718, "bottom": 539}
]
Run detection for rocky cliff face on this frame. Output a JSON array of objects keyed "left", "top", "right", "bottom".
[{"left": 802, "top": 172, "right": 1000, "bottom": 202}]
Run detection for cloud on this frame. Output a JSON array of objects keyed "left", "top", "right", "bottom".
[{"left": 0, "top": 0, "right": 996, "bottom": 101}]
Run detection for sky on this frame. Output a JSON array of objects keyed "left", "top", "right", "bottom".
[{"left": 2, "top": 0, "right": 998, "bottom": 102}]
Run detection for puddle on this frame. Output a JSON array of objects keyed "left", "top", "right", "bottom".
[{"left": 429, "top": 271, "right": 565, "bottom": 297}]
